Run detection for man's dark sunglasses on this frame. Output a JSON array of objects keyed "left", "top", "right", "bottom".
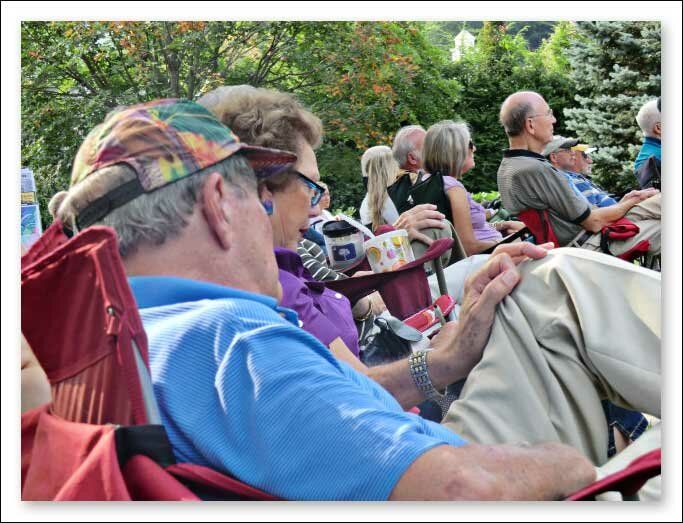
[
  {"left": 468, "top": 140, "right": 475, "bottom": 150},
  {"left": 293, "top": 170, "right": 325, "bottom": 207}
]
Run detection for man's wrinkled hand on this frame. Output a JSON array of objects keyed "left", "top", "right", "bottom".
[
  {"left": 449, "top": 252, "right": 530, "bottom": 375},
  {"left": 393, "top": 204, "right": 446, "bottom": 245},
  {"left": 621, "top": 188, "right": 659, "bottom": 204},
  {"left": 490, "top": 241, "right": 554, "bottom": 266}
]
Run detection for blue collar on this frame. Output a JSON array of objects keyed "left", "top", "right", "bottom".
[
  {"left": 644, "top": 136, "right": 661, "bottom": 146},
  {"left": 128, "top": 276, "right": 299, "bottom": 326}
]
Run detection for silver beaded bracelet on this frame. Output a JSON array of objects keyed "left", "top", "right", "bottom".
[{"left": 408, "top": 350, "right": 445, "bottom": 401}]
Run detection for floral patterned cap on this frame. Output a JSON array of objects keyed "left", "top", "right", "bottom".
[{"left": 70, "top": 99, "right": 297, "bottom": 227}]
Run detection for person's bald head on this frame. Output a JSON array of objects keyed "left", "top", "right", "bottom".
[
  {"left": 499, "top": 91, "right": 556, "bottom": 153},
  {"left": 499, "top": 91, "right": 546, "bottom": 137}
]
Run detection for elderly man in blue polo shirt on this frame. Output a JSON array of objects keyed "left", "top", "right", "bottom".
[
  {"left": 542, "top": 136, "right": 617, "bottom": 208},
  {"left": 52, "top": 98, "right": 661, "bottom": 500}
]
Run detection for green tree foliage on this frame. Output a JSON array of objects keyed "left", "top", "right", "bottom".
[
  {"left": 563, "top": 21, "right": 661, "bottom": 194},
  {"left": 22, "top": 21, "right": 457, "bottom": 222},
  {"left": 443, "top": 22, "right": 574, "bottom": 193},
  {"left": 307, "top": 22, "right": 458, "bottom": 214},
  {"left": 506, "top": 22, "right": 555, "bottom": 50},
  {"left": 424, "top": 21, "right": 555, "bottom": 52},
  {"left": 537, "top": 21, "right": 582, "bottom": 74}
]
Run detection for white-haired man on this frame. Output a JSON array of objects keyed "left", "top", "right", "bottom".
[
  {"left": 542, "top": 136, "right": 617, "bottom": 209},
  {"left": 634, "top": 98, "right": 661, "bottom": 173}
]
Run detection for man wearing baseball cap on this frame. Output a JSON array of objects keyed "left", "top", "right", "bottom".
[
  {"left": 48, "top": 98, "right": 662, "bottom": 500},
  {"left": 570, "top": 143, "right": 596, "bottom": 177},
  {"left": 543, "top": 136, "right": 617, "bottom": 209}
]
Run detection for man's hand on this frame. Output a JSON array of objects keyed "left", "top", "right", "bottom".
[
  {"left": 393, "top": 204, "right": 446, "bottom": 245},
  {"left": 620, "top": 188, "right": 659, "bottom": 204},
  {"left": 448, "top": 243, "right": 553, "bottom": 377},
  {"left": 428, "top": 242, "right": 554, "bottom": 387},
  {"left": 452, "top": 254, "right": 521, "bottom": 375},
  {"left": 490, "top": 241, "right": 554, "bottom": 265}
]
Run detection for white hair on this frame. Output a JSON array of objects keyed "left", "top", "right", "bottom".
[
  {"left": 56, "top": 156, "right": 255, "bottom": 258},
  {"left": 392, "top": 125, "right": 425, "bottom": 168},
  {"left": 636, "top": 99, "right": 660, "bottom": 137}
]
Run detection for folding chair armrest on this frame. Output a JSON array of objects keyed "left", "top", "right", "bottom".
[{"left": 480, "top": 227, "right": 531, "bottom": 255}]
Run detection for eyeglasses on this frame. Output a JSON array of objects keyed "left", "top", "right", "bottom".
[
  {"left": 294, "top": 170, "right": 325, "bottom": 207},
  {"left": 528, "top": 108, "right": 554, "bottom": 119},
  {"left": 468, "top": 140, "right": 475, "bottom": 150}
]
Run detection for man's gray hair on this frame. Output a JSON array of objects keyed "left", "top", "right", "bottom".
[
  {"left": 56, "top": 155, "right": 255, "bottom": 258},
  {"left": 500, "top": 100, "right": 533, "bottom": 137},
  {"left": 392, "top": 125, "right": 425, "bottom": 168},
  {"left": 636, "top": 99, "right": 660, "bottom": 137}
]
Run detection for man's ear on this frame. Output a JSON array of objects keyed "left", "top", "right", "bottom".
[
  {"left": 201, "top": 172, "right": 231, "bottom": 251},
  {"left": 654, "top": 121, "right": 661, "bottom": 136},
  {"left": 259, "top": 184, "right": 273, "bottom": 202}
]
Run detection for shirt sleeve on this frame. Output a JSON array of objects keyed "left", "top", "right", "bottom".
[
  {"left": 297, "top": 241, "right": 347, "bottom": 282},
  {"left": 537, "top": 165, "right": 592, "bottom": 224},
  {"left": 278, "top": 269, "right": 348, "bottom": 347},
  {"left": 214, "top": 319, "right": 467, "bottom": 501},
  {"left": 442, "top": 175, "right": 461, "bottom": 192}
]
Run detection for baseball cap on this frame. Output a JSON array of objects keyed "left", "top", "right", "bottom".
[
  {"left": 541, "top": 136, "right": 579, "bottom": 157},
  {"left": 71, "top": 98, "right": 297, "bottom": 228},
  {"left": 571, "top": 143, "right": 597, "bottom": 155}
]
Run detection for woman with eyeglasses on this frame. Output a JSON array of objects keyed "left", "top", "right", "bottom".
[
  {"left": 423, "top": 120, "right": 525, "bottom": 256},
  {"left": 198, "top": 85, "right": 382, "bottom": 363}
]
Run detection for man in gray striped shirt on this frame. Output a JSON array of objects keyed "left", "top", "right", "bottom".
[{"left": 497, "top": 91, "right": 660, "bottom": 258}]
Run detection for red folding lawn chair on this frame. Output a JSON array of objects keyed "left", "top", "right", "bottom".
[
  {"left": 20, "top": 221, "right": 661, "bottom": 501},
  {"left": 517, "top": 208, "right": 650, "bottom": 263},
  {"left": 326, "top": 224, "right": 455, "bottom": 323},
  {"left": 567, "top": 449, "right": 661, "bottom": 501},
  {"left": 21, "top": 221, "right": 277, "bottom": 501}
]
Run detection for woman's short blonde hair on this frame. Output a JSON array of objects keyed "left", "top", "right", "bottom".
[
  {"left": 198, "top": 85, "right": 323, "bottom": 194},
  {"left": 199, "top": 85, "right": 323, "bottom": 154},
  {"left": 423, "top": 120, "right": 471, "bottom": 179}
]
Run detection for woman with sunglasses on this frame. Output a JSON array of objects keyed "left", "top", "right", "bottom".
[{"left": 423, "top": 120, "right": 525, "bottom": 256}]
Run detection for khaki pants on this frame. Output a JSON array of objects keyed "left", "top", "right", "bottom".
[
  {"left": 441, "top": 247, "right": 661, "bottom": 466},
  {"left": 582, "top": 193, "right": 661, "bottom": 257}
]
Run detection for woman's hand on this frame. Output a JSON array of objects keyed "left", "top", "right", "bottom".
[{"left": 393, "top": 204, "right": 446, "bottom": 245}]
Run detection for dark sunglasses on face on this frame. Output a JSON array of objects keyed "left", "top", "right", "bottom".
[
  {"left": 293, "top": 170, "right": 325, "bottom": 207},
  {"left": 468, "top": 140, "right": 475, "bottom": 150}
]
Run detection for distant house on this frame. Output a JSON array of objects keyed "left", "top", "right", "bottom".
[{"left": 450, "top": 29, "right": 476, "bottom": 61}]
